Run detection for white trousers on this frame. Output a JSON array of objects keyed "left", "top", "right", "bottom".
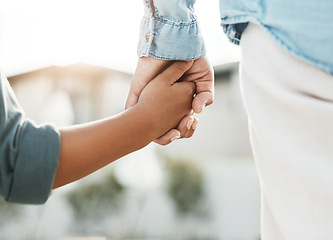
[{"left": 240, "top": 24, "right": 333, "bottom": 240}]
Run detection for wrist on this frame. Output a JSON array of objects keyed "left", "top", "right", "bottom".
[
  {"left": 129, "top": 103, "right": 167, "bottom": 141},
  {"left": 125, "top": 104, "right": 160, "bottom": 141}
]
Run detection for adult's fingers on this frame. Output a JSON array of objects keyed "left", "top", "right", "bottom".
[
  {"left": 154, "top": 129, "right": 181, "bottom": 146},
  {"left": 180, "top": 57, "right": 214, "bottom": 114},
  {"left": 192, "top": 91, "right": 214, "bottom": 114},
  {"left": 153, "top": 116, "right": 198, "bottom": 146},
  {"left": 192, "top": 76, "right": 214, "bottom": 113},
  {"left": 174, "top": 115, "right": 198, "bottom": 139}
]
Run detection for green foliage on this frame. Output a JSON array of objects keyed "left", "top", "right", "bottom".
[
  {"left": 66, "top": 170, "right": 125, "bottom": 221},
  {"left": 164, "top": 157, "right": 205, "bottom": 216}
]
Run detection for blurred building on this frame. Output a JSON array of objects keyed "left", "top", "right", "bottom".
[
  {"left": 3, "top": 62, "right": 260, "bottom": 240},
  {"left": 8, "top": 63, "right": 132, "bottom": 126}
]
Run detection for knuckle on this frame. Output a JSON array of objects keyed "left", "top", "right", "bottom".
[{"left": 183, "top": 82, "right": 196, "bottom": 96}]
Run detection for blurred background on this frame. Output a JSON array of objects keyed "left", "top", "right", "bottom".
[{"left": 0, "top": 0, "right": 260, "bottom": 239}]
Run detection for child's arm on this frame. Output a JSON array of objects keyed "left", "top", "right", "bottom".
[{"left": 52, "top": 61, "right": 195, "bottom": 189}]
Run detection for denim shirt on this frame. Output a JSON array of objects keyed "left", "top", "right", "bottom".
[
  {"left": 138, "top": 0, "right": 333, "bottom": 75},
  {"left": 138, "top": 0, "right": 206, "bottom": 60},
  {"left": 0, "top": 74, "right": 60, "bottom": 204}
]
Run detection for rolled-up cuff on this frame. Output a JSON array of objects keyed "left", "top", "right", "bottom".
[
  {"left": 138, "top": 16, "right": 206, "bottom": 60},
  {"left": 6, "top": 120, "right": 60, "bottom": 204}
]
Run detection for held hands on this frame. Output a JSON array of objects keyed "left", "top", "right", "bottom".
[
  {"left": 126, "top": 57, "right": 214, "bottom": 145},
  {"left": 135, "top": 61, "right": 196, "bottom": 144}
]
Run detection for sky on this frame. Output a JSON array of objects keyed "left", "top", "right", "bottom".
[{"left": 0, "top": 0, "right": 240, "bottom": 76}]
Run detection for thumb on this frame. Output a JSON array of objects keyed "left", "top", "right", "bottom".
[
  {"left": 192, "top": 91, "right": 214, "bottom": 114},
  {"left": 155, "top": 61, "right": 194, "bottom": 85},
  {"left": 125, "top": 75, "right": 147, "bottom": 109},
  {"left": 125, "top": 90, "right": 140, "bottom": 110}
]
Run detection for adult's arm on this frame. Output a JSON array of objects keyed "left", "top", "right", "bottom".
[
  {"left": 137, "top": 0, "right": 206, "bottom": 60},
  {"left": 126, "top": 0, "right": 214, "bottom": 145}
]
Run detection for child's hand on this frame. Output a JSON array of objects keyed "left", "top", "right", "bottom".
[{"left": 136, "top": 61, "right": 196, "bottom": 140}]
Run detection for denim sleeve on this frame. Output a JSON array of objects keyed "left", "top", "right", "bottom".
[
  {"left": 0, "top": 74, "right": 60, "bottom": 204},
  {"left": 138, "top": 0, "right": 206, "bottom": 60}
]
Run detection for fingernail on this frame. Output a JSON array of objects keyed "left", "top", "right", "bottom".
[
  {"left": 170, "top": 135, "right": 180, "bottom": 142},
  {"left": 187, "top": 119, "right": 194, "bottom": 129},
  {"left": 192, "top": 121, "right": 198, "bottom": 130}
]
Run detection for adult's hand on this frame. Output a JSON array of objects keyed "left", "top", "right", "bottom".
[
  {"left": 125, "top": 56, "right": 214, "bottom": 145},
  {"left": 180, "top": 56, "right": 214, "bottom": 113}
]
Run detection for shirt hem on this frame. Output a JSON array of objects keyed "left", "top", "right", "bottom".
[{"left": 221, "top": 17, "right": 333, "bottom": 76}]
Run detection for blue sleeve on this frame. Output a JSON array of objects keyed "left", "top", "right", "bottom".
[
  {"left": 0, "top": 74, "right": 60, "bottom": 204},
  {"left": 138, "top": 0, "right": 206, "bottom": 60}
]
